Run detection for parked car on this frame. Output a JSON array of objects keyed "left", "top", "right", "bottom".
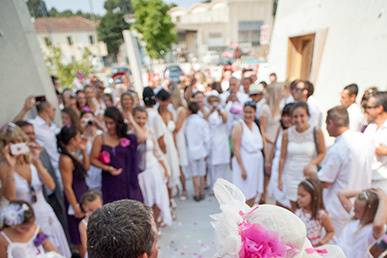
[{"left": 164, "top": 64, "right": 183, "bottom": 83}]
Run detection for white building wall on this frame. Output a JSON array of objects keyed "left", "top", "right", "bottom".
[
  {"left": 37, "top": 31, "right": 107, "bottom": 64},
  {"left": 268, "top": 0, "right": 387, "bottom": 113},
  {"left": 0, "top": 0, "right": 58, "bottom": 124}
]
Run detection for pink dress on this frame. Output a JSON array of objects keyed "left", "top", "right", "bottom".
[{"left": 295, "top": 209, "right": 326, "bottom": 246}]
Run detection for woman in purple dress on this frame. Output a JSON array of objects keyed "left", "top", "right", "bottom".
[
  {"left": 57, "top": 126, "right": 89, "bottom": 253},
  {"left": 91, "top": 107, "right": 143, "bottom": 203}
]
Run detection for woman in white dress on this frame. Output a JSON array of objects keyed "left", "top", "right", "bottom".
[
  {"left": 157, "top": 89, "right": 180, "bottom": 194},
  {"left": 205, "top": 91, "right": 230, "bottom": 188},
  {"left": 133, "top": 106, "right": 172, "bottom": 226},
  {"left": 80, "top": 111, "right": 102, "bottom": 191},
  {"left": 278, "top": 102, "right": 326, "bottom": 211},
  {"left": 231, "top": 101, "right": 268, "bottom": 206},
  {"left": 171, "top": 88, "right": 188, "bottom": 199},
  {"left": 267, "top": 103, "right": 294, "bottom": 208},
  {"left": 0, "top": 124, "right": 71, "bottom": 257}
]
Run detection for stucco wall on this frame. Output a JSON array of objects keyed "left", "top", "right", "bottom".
[
  {"left": 268, "top": 0, "right": 387, "bottom": 113},
  {"left": 0, "top": 0, "right": 58, "bottom": 124}
]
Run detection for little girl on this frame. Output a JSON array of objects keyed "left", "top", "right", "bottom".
[
  {"left": 79, "top": 190, "right": 103, "bottom": 258},
  {"left": 295, "top": 178, "right": 335, "bottom": 247},
  {"left": 0, "top": 200, "right": 61, "bottom": 258},
  {"left": 337, "top": 188, "right": 387, "bottom": 258}
]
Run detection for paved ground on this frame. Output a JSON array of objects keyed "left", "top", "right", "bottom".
[{"left": 158, "top": 185, "right": 220, "bottom": 258}]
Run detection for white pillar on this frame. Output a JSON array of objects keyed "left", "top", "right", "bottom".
[{"left": 123, "top": 30, "right": 144, "bottom": 94}]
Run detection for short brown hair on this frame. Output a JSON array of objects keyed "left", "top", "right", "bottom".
[
  {"left": 87, "top": 200, "right": 155, "bottom": 258},
  {"left": 327, "top": 105, "right": 349, "bottom": 127}
]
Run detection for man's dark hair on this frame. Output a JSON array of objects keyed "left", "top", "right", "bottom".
[
  {"left": 188, "top": 101, "right": 199, "bottom": 114},
  {"left": 14, "top": 120, "right": 32, "bottom": 128},
  {"left": 327, "top": 106, "right": 349, "bottom": 127},
  {"left": 304, "top": 80, "right": 314, "bottom": 97},
  {"left": 87, "top": 200, "right": 155, "bottom": 258},
  {"left": 269, "top": 72, "right": 277, "bottom": 77},
  {"left": 36, "top": 101, "right": 50, "bottom": 114},
  {"left": 373, "top": 91, "right": 387, "bottom": 112},
  {"left": 343, "top": 83, "right": 359, "bottom": 97}
]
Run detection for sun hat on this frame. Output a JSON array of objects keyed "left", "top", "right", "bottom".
[
  {"left": 249, "top": 82, "right": 265, "bottom": 95},
  {"left": 211, "top": 179, "right": 346, "bottom": 258}
]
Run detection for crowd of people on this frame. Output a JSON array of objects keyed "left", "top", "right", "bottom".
[{"left": 0, "top": 66, "right": 386, "bottom": 258}]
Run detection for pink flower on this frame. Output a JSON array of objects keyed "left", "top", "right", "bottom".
[
  {"left": 99, "top": 151, "right": 111, "bottom": 165},
  {"left": 120, "top": 138, "right": 131, "bottom": 147},
  {"left": 239, "top": 222, "right": 287, "bottom": 258}
]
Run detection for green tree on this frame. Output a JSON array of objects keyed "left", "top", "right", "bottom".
[
  {"left": 133, "top": 0, "right": 176, "bottom": 59},
  {"left": 27, "top": 0, "right": 48, "bottom": 17},
  {"left": 45, "top": 47, "right": 93, "bottom": 88},
  {"left": 97, "top": 0, "right": 132, "bottom": 59}
]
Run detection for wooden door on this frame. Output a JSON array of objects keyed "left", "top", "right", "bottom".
[{"left": 287, "top": 34, "right": 315, "bottom": 81}]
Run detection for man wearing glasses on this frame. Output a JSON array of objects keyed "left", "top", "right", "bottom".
[
  {"left": 364, "top": 91, "right": 387, "bottom": 193},
  {"left": 293, "top": 80, "right": 323, "bottom": 128}
]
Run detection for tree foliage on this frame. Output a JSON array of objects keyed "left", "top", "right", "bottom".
[
  {"left": 27, "top": 0, "right": 49, "bottom": 17},
  {"left": 133, "top": 0, "right": 176, "bottom": 59},
  {"left": 45, "top": 47, "right": 93, "bottom": 89},
  {"left": 97, "top": 0, "right": 132, "bottom": 59}
]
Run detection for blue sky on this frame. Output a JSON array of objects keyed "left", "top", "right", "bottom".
[{"left": 44, "top": 0, "right": 201, "bottom": 15}]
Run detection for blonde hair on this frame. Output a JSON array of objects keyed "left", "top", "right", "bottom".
[
  {"left": 265, "top": 82, "right": 284, "bottom": 117},
  {"left": 0, "top": 123, "right": 31, "bottom": 163}
]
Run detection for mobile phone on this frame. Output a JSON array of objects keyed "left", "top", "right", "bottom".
[
  {"left": 35, "top": 95, "right": 46, "bottom": 103},
  {"left": 10, "top": 143, "right": 30, "bottom": 156}
]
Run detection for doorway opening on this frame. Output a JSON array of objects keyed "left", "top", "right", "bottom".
[{"left": 287, "top": 33, "right": 315, "bottom": 81}]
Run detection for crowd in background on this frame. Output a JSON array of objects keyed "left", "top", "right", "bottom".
[{"left": 0, "top": 65, "right": 386, "bottom": 258}]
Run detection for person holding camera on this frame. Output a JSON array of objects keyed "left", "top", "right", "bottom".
[
  {"left": 0, "top": 123, "right": 71, "bottom": 257},
  {"left": 80, "top": 110, "right": 102, "bottom": 192},
  {"left": 205, "top": 91, "right": 229, "bottom": 190}
]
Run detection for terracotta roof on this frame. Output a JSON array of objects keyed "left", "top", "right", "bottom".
[{"left": 34, "top": 16, "right": 97, "bottom": 33}]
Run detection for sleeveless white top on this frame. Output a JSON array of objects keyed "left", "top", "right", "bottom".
[
  {"left": 1, "top": 227, "right": 45, "bottom": 258},
  {"left": 283, "top": 126, "right": 316, "bottom": 201}
]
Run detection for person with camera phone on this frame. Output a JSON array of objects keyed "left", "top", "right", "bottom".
[
  {"left": 0, "top": 123, "right": 71, "bottom": 257},
  {"left": 80, "top": 110, "right": 103, "bottom": 191}
]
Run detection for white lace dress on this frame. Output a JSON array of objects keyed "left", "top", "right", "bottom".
[
  {"left": 14, "top": 165, "right": 71, "bottom": 258},
  {"left": 283, "top": 126, "right": 316, "bottom": 201},
  {"left": 137, "top": 130, "right": 172, "bottom": 225},
  {"left": 164, "top": 120, "right": 180, "bottom": 189}
]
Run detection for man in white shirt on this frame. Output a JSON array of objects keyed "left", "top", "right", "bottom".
[
  {"left": 364, "top": 91, "right": 387, "bottom": 193},
  {"left": 293, "top": 80, "right": 323, "bottom": 128},
  {"left": 307, "top": 106, "right": 372, "bottom": 238},
  {"left": 29, "top": 101, "right": 63, "bottom": 190},
  {"left": 340, "top": 83, "right": 364, "bottom": 131},
  {"left": 221, "top": 77, "right": 249, "bottom": 132},
  {"left": 220, "top": 76, "right": 249, "bottom": 106}
]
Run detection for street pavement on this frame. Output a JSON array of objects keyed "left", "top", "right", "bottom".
[{"left": 158, "top": 186, "right": 220, "bottom": 258}]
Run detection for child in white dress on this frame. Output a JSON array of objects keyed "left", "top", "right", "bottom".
[
  {"left": 295, "top": 178, "right": 334, "bottom": 247},
  {"left": 79, "top": 190, "right": 103, "bottom": 258},
  {"left": 206, "top": 91, "right": 230, "bottom": 189},
  {"left": 337, "top": 188, "right": 387, "bottom": 258},
  {"left": 0, "top": 200, "right": 63, "bottom": 258},
  {"left": 184, "top": 101, "right": 210, "bottom": 201}
]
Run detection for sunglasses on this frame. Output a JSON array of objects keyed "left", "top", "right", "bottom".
[
  {"left": 365, "top": 105, "right": 378, "bottom": 109},
  {"left": 30, "top": 186, "right": 37, "bottom": 203},
  {"left": 295, "top": 87, "right": 305, "bottom": 92}
]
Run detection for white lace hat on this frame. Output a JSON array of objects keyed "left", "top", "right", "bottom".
[{"left": 211, "top": 179, "right": 346, "bottom": 258}]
